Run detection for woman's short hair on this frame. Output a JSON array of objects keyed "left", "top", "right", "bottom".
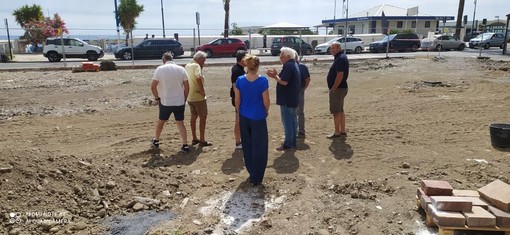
[
  {"left": 243, "top": 54, "right": 260, "bottom": 72},
  {"left": 193, "top": 51, "right": 207, "bottom": 60}
]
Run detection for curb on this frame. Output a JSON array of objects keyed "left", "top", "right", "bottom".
[{"left": 0, "top": 56, "right": 402, "bottom": 72}]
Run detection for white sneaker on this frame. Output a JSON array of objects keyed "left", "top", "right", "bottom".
[{"left": 236, "top": 143, "right": 242, "bottom": 149}]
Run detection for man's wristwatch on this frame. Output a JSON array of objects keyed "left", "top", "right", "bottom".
[{"left": 155, "top": 97, "right": 160, "bottom": 101}]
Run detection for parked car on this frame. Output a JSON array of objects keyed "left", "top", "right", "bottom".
[
  {"left": 468, "top": 33, "right": 506, "bottom": 49},
  {"left": 114, "top": 38, "right": 184, "bottom": 60},
  {"left": 420, "top": 35, "right": 465, "bottom": 51},
  {"left": 43, "top": 37, "right": 104, "bottom": 62},
  {"left": 369, "top": 33, "right": 420, "bottom": 53},
  {"left": 195, "top": 38, "right": 247, "bottom": 57},
  {"left": 270, "top": 36, "right": 313, "bottom": 56},
  {"left": 315, "top": 36, "right": 364, "bottom": 54}
]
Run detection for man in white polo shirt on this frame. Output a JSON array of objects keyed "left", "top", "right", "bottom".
[{"left": 150, "top": 52, "right": 190, "bottom": 152}]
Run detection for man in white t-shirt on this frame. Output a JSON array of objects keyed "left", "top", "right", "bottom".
[{"left": 150, "top": 52, "right": 190, "bottom": 152}]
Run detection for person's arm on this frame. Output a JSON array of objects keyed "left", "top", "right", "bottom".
[
  {"left": 183, "top": 80, "right": 189, "bottom": 102},
  {"left": 234, "top": 84, "right": 241, "bottom": 112},
  {"left": 196, "top": 75, "right": 206, "bottom": 97},
  {"left": 330, "top": 72, "right": 344, "bottom": 92},
  {"left": 151, "top": 80, "right": 160, "bottom": 102},
  {"left": 303, "top": 65, "right": 311, "bottom": 89},
  {"left": 262, "top": 89, "right": 270, "bottom": 116},
  {"left": 267, "top": 68, "right": 289, "bottom": 86},
  {"left": 304, "top": 77, "right": 311, "bottom": 89}
]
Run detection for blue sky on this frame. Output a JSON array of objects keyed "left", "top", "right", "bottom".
[{"left": 0, "top": 0, "right": 508, "bottom": 37}]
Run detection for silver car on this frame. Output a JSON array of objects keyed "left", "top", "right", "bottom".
[
  {"left": 315, "top": 36, "right": 364, "bottom": 54},
  {"left": 421, "top": 35, "right": 465, "bottom": 51},
  {"left": 469, "top": 33, "right": 506, "bottom": 49}
]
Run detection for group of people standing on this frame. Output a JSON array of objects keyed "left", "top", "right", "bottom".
[{"left": 149, "top": 42, "right": 349, "bottom": 185}]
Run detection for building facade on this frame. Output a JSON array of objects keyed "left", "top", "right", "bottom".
[{"left": 320, "top": 4, "right": 454, "bottom": 38}]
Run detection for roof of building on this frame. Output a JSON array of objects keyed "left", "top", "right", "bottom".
[
  {"left": 319, "top": 3, "right": 454, "bottom": 26},
  {"left": 350, "top": 4, "right": 426, "bottom": 17}
]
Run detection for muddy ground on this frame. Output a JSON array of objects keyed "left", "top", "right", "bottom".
[{"left": 1, "top": 56, "right": 510, "bottom": 235}]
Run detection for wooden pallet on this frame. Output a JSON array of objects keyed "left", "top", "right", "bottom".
[
  {"left": 438, "top": 225, "right": 510, "bottom": 235},
  {"left": 416, "top": 197, "right": 510, "bottom": 234}
]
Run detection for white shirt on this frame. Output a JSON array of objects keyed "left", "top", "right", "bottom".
[{"left": 153, "top": 61, "right": 189, "bottom": 106}]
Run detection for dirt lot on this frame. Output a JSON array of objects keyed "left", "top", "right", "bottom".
[{"left": 1, "top": 56, "right": 510, "bottom": 235}]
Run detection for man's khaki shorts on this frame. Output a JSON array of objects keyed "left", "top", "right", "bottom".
[
  {"left": 188, "top": 100, "right": 208, "bottom": 117},
  {"left": 329, "top": 88, "right": 348, "bottom": 113}
]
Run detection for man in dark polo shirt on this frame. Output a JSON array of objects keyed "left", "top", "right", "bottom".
[
  {"left": 326, "top": 42, "right": 349, "bottom": 138},
  {"left": 267, "top": 47, "right": 301, "bottom": 151},
  {"left": 230, "top": 51, "right": 246, "bottom": 149}
]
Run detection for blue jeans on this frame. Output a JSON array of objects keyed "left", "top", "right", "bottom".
[
  {"left": 280, "top": 105, "right": 297, "bottom": 148},
  {"left": 239, "top": 115, "right": 268, "bottom": 184}
]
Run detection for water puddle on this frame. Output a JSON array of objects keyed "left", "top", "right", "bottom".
[
  {"left": 102, "top": 210, "right": 175, "bottom": 235},
  {"left": 200, "top": 186, "right": 286, "bottom": 234}
]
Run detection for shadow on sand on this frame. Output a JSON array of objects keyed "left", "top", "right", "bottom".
[{"left": 328, "top": 137, "right": 353, "bottom": 160}]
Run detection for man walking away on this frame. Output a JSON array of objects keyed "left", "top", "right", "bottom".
[
  {"left": 151, "top": 52, "right": 190, "bottom": 152},
  {"left": 185, "top": 51, "right": 213, "bottom": 146}
]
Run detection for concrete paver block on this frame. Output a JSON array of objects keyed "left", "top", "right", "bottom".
[
  {"left": 462, "top": 206, "right": 497, "bottom": 227},
  {"left": 417, "top": 188, "right": 432, "bottom": 210},
  {"left": 421, "top": 180, "right": 453, "bottom": 196},
  {"left": 428, "top": 204, "right": 466, "bottom": 227},
  {"left": 478, "top": 179, "right": 510, "bottom": 212},
  {"left": 431, "top": 196, "right": 473, "bottom": 212},
  {"left": 487, "top": 206, "right": 510, "bottom": 228},
  {"left": 452, "top": 189, "right": 480, "bottom": 197}
]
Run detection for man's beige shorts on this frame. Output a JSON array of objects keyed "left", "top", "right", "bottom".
[
  {"left": 329, "top": 88, "right": 348, "bottom": 113},
  {"left": 188, "top": 100, "right": 208, "bottom": 117}
]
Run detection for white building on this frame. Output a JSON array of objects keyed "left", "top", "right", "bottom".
[{"left": 319, "top": 4, "right": 454, "bottom": 38}]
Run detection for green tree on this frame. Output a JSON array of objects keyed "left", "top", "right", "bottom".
[
  {"left": 12, "top": 4, "right": 44, "bottom": 28},
  {"left": 223, "top": 0, "right": 230, "bottom": 38},
  {"left": 230, "top": 22, "right": 243, "bottom": 35},
  {"left": 118, "top": 0, "right": 144, "bottom": 46},
  {"left": 455, "top": 0, "right": 465, "bottom": 38}
]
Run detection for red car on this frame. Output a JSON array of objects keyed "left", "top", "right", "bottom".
[{"left": 196, "top": 38, "right": 247, "bottom": 57}]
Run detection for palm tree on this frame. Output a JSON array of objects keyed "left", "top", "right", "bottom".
[
  {"left": 455, "top": 0, "right": 465, "bottom": 38},
  {"left": 12, "top": 4, "right": 44, "bottom": 27},
  {"left": 118, "top": 0, "right": 144, "bottom": 46},
  {"left": 223, "top": 0, "right": 230, "bottom": 38}
]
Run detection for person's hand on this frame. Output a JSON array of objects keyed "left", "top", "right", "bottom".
[
  {"left": 266, "top": 68, "right": 277, "bottom": 78},
  {"left": 199, "top": 90, "right": 206, "bottom": 97}
]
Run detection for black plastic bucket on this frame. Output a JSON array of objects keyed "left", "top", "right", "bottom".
[{"left": 490, "top": 123, "right": 510, "bottom": 148}]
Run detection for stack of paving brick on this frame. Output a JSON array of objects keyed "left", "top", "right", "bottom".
[{"left": 417, "top": 179, "right": 510, "bottom": 228}]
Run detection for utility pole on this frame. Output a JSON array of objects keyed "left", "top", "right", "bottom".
[
  {"left": 161, "top": 0, "right": 166, "bottom": 38},
  {"left": 344, "top": 0, "right": 349, "bottom": 54},
  {"left": 471, "top": 0, "right": 477, "bottom": 38},
  {"left": 333, "top": 0, "right": 337, "bottom": 35},
  {"left": 114, "top": 0, "right": 120, "bottom": 46},
  {"left": 4, "top": 19, "right": 13, "bottom": 60},
  {"left": 503, "top": 14, "right": 509, "bottom": 55}
]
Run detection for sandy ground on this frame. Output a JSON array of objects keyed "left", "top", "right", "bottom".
[{"left": 1, "top": 56, "right": 510, "bottom": 235}]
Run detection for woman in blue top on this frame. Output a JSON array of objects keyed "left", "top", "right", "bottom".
[{"left": 234, "top": 55, "right": 270, "bottom": 186}]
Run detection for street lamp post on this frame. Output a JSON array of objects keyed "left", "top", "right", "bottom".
[
  {"left": 503, "top": 14, "right": 510, "bottom": 55},
  {"left": 161, "top": 0, "right": 166, "bottom": 38},
  {"left": 333, "top": 0, "right": 337, "bottom": 35},
  {"left": 114, "top": 0, "right": 120, "bottom": 46},
  {"left": 471, "top": 0, "right": 477, "bottom": 37}
]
